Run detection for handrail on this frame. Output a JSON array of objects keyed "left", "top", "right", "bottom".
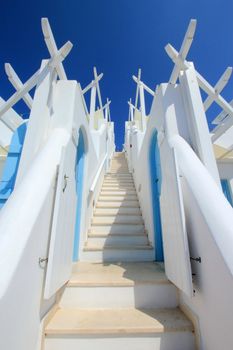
[
  {"left": 169, "top": 134, "right": 233, "bottom": 275},
  {"left": 90, "top": 153, "right": 107, "bottom": 193}
]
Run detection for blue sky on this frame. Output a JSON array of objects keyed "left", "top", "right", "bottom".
[{"left": 1, "top": 0, "right": 233, "bottom": 149}]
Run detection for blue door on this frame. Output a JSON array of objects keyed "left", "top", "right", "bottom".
[
  {"left": 149, "top": 130, "right": 164, "bottom": 261},
  {"left": 221, "top": 179, "right": 233, "bottom": 207},
  {"left": 73, "top": 129, "right": 85, "bottom": 261}
]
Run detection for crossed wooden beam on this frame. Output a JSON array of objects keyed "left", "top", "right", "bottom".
[
  {"left": 0, "top": 18, "right": 73, "bottom": 131},
  {"left": 165, "top": 19, "right": 233, "bottom": 142}
]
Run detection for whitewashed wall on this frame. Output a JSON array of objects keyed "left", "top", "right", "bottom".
[
  {"left": 0, "top": 77, "right": 115, "bottom": 350},
  {"left": 127, "top": 80, "right": 233, "bottom": 349}
]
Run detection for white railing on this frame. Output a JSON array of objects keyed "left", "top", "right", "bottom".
[{"left": 169, "top": 134, "right": 233, "bottom": 275}]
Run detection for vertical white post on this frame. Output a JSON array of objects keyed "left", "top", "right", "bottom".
[
  {"left": 179, "top": 63, "right": 220, "bottom": 186},
  {"left": 139, "top": 83, "right": 146, "bottom": 131},
  {"left": 89, "top": 83, "right": 96, "bottom": 129}
]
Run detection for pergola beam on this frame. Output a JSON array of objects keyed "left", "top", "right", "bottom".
[
  {"left": 94, "top": 67, "right": 103, "bottom": 111},
  {"left": 203, "top": 67, "right": 232, "bottom": 111},
  {"left": 134, "top": 68, "right": 141, "bottom": 109},
  {"left": 169, "top": 19, "right": 197, "bottom": 84},
  {"left": 41, "top": 18, "right": 67, "bottom": 80},
  {"left": 0, "top": 41, "right": 72, "bottom": 125},
  {"left": 82, "top": 73, "right": 103, "bottom": 95},
  {"left": 165, "top": 43, "right": 233, "bottom": 125},
  {"left": 132, "top": 75, "right": 155, "bottom": 96},
  {"left": 5, "top": 64, "right": 33, "bottom": 109}
]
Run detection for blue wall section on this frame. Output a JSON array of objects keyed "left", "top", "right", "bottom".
[
  {"left": 73, "top": 129, "right": 85, "bottom": 261},
  {"left": 221, "top": 179, "right": 233, "bottom": 207},
  {"left": 149, "top": 130, "right": 164, "bottom": 261},
  {"left": 0, "top": 123, "right": 27, "bottom": 209}
]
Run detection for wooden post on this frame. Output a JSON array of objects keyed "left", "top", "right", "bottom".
[{"left": 89, "top": 84, "right": 96, "bottom": 129}]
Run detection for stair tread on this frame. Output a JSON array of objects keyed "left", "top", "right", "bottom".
[
  {"left": 83, "top": 243, "right": 153, "bottom": 251},
  {"left": 45, "top": 307, "right": 193, "bottom": 335},
  {"left": 69, "top": 262, "right": 168, "bottom": 286}
]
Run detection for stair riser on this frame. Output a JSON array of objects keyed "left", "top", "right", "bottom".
[
  {"left": 102, "top": 184, "right": 135, "bottom": 189},
  {"left": 80, "top": 249, "right": 154, "bottom": 262},
  {"left": 94, "top": 208, "right": 141, "bottom": 216},
  {"left": 103, "top": 182, "right": 134, "bottom": 185},
  {"left": 92, "top": 216, "right": 143, "bottom": 225},
  {"left": 99, "top": 196, "right": 138, "bottom": 201},
  {"left": 60, "top": 284, "right": 178, "bottom": 309},
  {"left": 87, "top": 235, "right": 148, "bottom": 246},
  {"left": 100, "top": 192, "right": 137, "bottom": 196},
  {"left": 89, "top": 224, "right": 145, "bottom": 234},
  {"left": 96, "top": 201, "right": 139, "bottom": 208},
  {"left": 45, "top": 333, "right": 195, "bottom": 350},
  {"left": 106, "top": 175, "right": 132, "bottom": 178}
]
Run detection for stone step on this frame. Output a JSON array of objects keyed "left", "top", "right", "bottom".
[
  {"left": 98, "top": 195, "right": 138, "bottom": 202},
  {"left": 94, "top": 208, "right": 141, "bottom": 216},
  {"left": 45, "top": 308, "right": 195, "bottom": 350},
  {"left": 96, "top": 201, "right": 140, "bottom": 208},
  {"left": 105, "top": 174, "right": 133, "bottom": 179},
  {"left": 89, "top": 224, "right": 145, "bottom": 234},
  {"left": 100, "top": 190, "right": 137, "bottom": 196},
  {"left": 103, "top": 181, "right": 134, "bottom": 186},
  {"left": 87, "top": 233, "right": 148, "bottom": 246},
  {"left": 91, "top": 215, "right": 143, "bottom": 225},
  {"left": 81, "top": 244, "right": 154, "bottom": 262},
  {"left": 59, "top": 262, "right": 178, "bottom": 309},
  {"left": 101, "top": 186, "right": 135, "bottom": 191}
]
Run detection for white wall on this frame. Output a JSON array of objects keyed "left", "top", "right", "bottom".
[
  {"left": 180, "top": 177, "right": 233, "bottom": 349},
  {"left": 127, "top": 78, "right": 233, "bottom": 349},
  {"left": 0, "top": 77, "right": 115, "bottom": 350}
]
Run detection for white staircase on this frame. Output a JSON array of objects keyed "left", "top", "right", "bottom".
[{"left": 44, "top": 152, "right": 195, "bottom": 350}]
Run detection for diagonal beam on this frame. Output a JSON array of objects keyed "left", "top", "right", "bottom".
[
  {"left": 166, "top": 43, "right": 233, "bottom": 141},
  {"left": 169, "top": 19, "right": 197, "bottom": 84},
  {"left": 203, "top": 67, "right": 232, "bottom": 111},
  {"left": 82, "top": 73, "right": 103, "bottom": 95},
  {"left": 41, "top": 18, "right": 67, "bottom": 80},
  {"left": 132, "top": 75, "right": 155, "bottom": 96},
  {"left": 5, "top": 64, "right": 33, "bottom": 109},
  {"left": 93, "top": 67, "right": 103, "bottom": 111},
  {"left": 0, "top": 41, "right": 72, "bottom": 127},
  {"left": 165, "top": 44, "right": 233, "bottom": 117},
  {"left": 212, "top": 99, "right": 233, "bottom": 125}
]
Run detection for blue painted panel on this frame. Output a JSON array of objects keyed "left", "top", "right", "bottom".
[
  {"left": 73, "top": 129, "right": 85, "bottom": 261},
  {"left": 0, "top": 123, "right": 27, "bottom": 209},
  {"left": 149, "top": 130, "right": 164, "bottom": 261},
  {"left": 221, "top": 179, "right": 233, "bottom": 207}
]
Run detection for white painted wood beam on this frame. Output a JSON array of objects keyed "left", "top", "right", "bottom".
[
  {"left": 93, "top": 67, "right": 103, "bottom": 111},
  {"left": 89, "top": 84, "right": 96, "bottom": 128},
  {"left": 82, "top": 73, "right": 103, "bottom": 95},
  {"left": 107, "top": 97, "right": 111, "bottom": 122},
  {"left": 101, "top": 99, "right": 111, "bottom": 112},
  {"left": 203, "top": 67, "right": 232, "bottom": 111},
  {"left": 134, "top": 68, "right": 141, "bottom": 109},
  {"left": 165, "top": 44, "right": 233, "bottom": 123},
  {"left": 128, "top": 98, "right": 132, "bottom": 121},
  {"left": 0, "top": 41, "right": 72, "bottom": 122},
  {"left": 132, "top": 75, "right": 155, "bottom": 96},
  {"left": 41, "top": 18, "right": 68, "bottom": 80},
  {"left": 169, "top": 19, "right": 197, "bottom": 84},
  {"left": 212, "top": 99, "right": 233, "bottom": 125},
  {"left": 5, "top": 64, "right": 33, "bottom": 109}
]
